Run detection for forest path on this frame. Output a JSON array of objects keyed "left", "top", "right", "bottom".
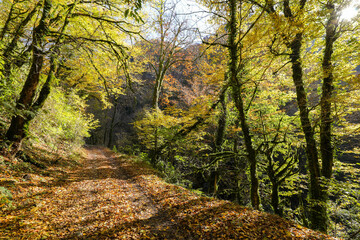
[
  {"left": 1, "top": 147, "right": 335, "bottom": 239},
  {"left": 1, "top": 147, "right": 185, "bottom": 239},
  {"left": 34, "top": 146, "right": 183, "bottom": 239}
]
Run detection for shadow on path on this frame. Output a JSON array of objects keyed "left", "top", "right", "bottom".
[{"left": 1, "top": 146, "right": 335, "bottom": 240}]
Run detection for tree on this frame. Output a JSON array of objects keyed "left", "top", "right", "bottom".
[
  {"left": 2, "top": 0, "right": 142, "bottom": 154},
  {"left": 0, "top": 0, "right": 39, "bottom": 86},
  {"left": 199, "top": 0, "right": 281, "bottom": 210},
  {"left": 5, "top": 0, "right": 54, "bottom": 151},
  {"left": 138, "top": 0, "right": 195, "bottom": 163},
  {"left": 248, "top": 0, "right": 360, "bottom": 232},
  {"left": 145, "top": 0, "right": 194, "bottom": 110}
]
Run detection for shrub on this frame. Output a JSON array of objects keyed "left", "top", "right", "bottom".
[{"left": 29, "top": 88, "right": 98, "bottom": 155}]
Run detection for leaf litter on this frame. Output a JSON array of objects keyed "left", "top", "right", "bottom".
[{"left": 0, "top": 146, "right": 338, "bottom": 239}]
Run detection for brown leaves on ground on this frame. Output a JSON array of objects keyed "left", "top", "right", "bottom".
[{"left": 0, "top": 147, "right": 337, "bottom": 239}]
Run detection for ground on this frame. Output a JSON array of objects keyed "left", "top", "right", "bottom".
[{"left": 0, "top": 146, "right": 338, "bottom": 239}]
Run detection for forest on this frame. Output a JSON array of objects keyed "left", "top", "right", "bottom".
[{"left": 0, "top": 0, "right": 360, "bottom": 239}]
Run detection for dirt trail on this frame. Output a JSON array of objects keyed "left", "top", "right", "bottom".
[
  {"left": 1, "top": 147, "right": 179, "bottom": 239},
  {"left": 37, "top": 146, "right": 178, "bottom": 239},
  {"left": 1, "top": 147, "right": 336, "bottom": 240}
]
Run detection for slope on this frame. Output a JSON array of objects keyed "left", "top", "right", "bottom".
[{"left": 0, "top": 146, "right": 337, "bottom": 239}]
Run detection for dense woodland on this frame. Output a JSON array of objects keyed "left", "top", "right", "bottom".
[{"left": 1, "top": 0, "right": 360, "bottom": 239}]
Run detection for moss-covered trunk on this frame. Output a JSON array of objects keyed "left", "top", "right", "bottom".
[
  {"left": 5, "top": 0, "right": 52, "bottom": 152},
  {"left": 289, "top": 32, "right": 327, "bottom": 233},
  {"left": 320, "top": 3, "right": 337, "bottom": 182},
  {"left": 228, "top": 0, "right": 259, "bottom": 210}
]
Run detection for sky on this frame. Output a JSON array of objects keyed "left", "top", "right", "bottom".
[
  {"left": 340, "top": 0, "right": 360, "bottom": 21},
  {"left": 175, "top": 0, "right": 213, "bottom": 34},
  {"left": 177, "top": 0, "right": 360, "bottom": 32},
  {"left": 146, "top": 0, "right": 360, "bottom": 39},
  {"left": 142, "top": 0, "right": 213, "bottom": 42}
]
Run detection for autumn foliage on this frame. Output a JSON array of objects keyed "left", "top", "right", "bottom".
[{"left": 0, "top": 147, "right": 336, "bottom": 239}]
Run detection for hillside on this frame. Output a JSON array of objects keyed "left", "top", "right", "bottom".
[{"left": 0, "top": 146, "right": 337, "bottom": 239}]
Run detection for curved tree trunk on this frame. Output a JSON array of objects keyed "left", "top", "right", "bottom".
[
  {"left": 2, "top": 4, "right": 38, "bottom": 83},
  {"left": 5, "top": 0, "right": 50, "bottom": 151}
]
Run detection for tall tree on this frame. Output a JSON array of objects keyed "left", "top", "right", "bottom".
[
  {"left": 249, "top": 0, "right": 360, "bottom": 232},
  {"left": 140, "top": 0, "right": 195, "bottom": 163},
  {"left": 146, "top": 0, "right": 194, "bottom": 110},
  {"left": 5, "top": 0, "right": 53, "bottom": 151},
  {"left": 226, "top": 0, "right": 260, "bottom": 210},
  {"left": 246, "top": 0, "right": 327, "bottom": 230},
  {"left": 200, "top": 0, "right": 273, "bottom": 210},
  {"left": 3, "top": 0, "right": 142, "bottom": 153}
]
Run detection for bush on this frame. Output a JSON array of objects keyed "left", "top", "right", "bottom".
[{"left": 29, "top": 88, "right": 98, "bottom": 155}]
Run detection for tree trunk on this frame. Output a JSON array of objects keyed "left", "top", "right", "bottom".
[
  {"left": 267, "top": 151, "right": 282, "bottom": 216},
  {"left": 320, "top": 2, "right": 337, "bottom": 180},
  {"left": 152, "top": 79, "right": 161, "bottom": 110},
  {"left": 107, "top": 100, "right": 118, "bottom": 148},
  {"left": 5, "top": 0, "right": 53, "bottom": 153},
  {"left": 280, "top": 0, "right": 327, "bottom": 231},
  {"left": 316, "top": 3, "right": 338, "bottom": 233},
  {"left": 289, "top": 33, "right": 327, "bottom": 233},
  {"left": 209, "top": 88, "right": 227, "bottom": 196},
  {"left": 151, "top": 67, "right": 165, "bottom": 165},
  {"left": 271, "top": 183, "right": 282, "bottom": 216},
  {"left": 214, "top": 89, "right": 227, "bottom": 152},
  {"left": 228, "top": 0, "right": 259, "bottom": 210},
  {"left": 2, "top": 5, "right": 38, "bottom": 83},
  {"left": 32, "top": 55, "right": 56, "bottom": 112},
  {"left": 5, "top": 45, "right": 44, "bottom": 140},
  {"left": 0, "top": 1, "right": 16, "bottom": 41}
]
